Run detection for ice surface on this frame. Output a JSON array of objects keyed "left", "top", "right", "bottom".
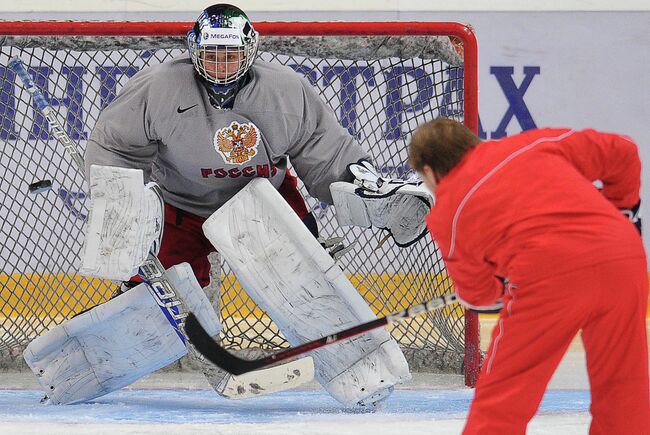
[
  {"left": 0, "top": 352, "right": 593, "bottom": 435},
  {"left": 0, "top": 388, "right": 591, "bottom": 435}
]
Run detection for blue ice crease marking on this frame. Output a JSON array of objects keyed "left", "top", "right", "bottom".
[{"left": 0, "top": 389, "right": 589, "bottom": 424}]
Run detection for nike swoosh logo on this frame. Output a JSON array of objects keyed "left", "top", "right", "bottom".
[{"left": 177, "top": 104, "right": 198, "bottom": 114}]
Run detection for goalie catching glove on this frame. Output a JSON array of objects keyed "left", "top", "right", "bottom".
[{"left": 330, "top": 160, "right": 433, "bottom": 247}]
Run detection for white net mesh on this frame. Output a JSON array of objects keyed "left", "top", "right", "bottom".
[{"left": 0, "top": 25, "right": 478, "bottom": 378}]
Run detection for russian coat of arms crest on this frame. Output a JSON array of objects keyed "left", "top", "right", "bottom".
[{"left": 214, "top": 121, "right": 260, "bottom": 165}]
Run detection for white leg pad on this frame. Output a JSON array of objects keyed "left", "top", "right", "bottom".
[
  {"left": 23, "top": 263, "right": 220, "bottom": 405},
  {"left": 324, "top": 339, "right": 407, "bottom": 406},
  {"left": 202, "top": 178, "right": 411, "bottom": 406}
]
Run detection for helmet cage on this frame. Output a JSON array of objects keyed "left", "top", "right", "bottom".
[{"left": 187, "top": 6, "right": 259, "bottom": 85}]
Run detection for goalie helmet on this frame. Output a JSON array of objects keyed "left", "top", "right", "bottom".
[{"left": 187, "top": 4, "right": 259, "bottom": 86}]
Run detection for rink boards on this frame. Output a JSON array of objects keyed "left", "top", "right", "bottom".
[{"left": 0, "top": 271, "right": 462, "bottom": 321}]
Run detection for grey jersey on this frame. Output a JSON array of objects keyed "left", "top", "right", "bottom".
[{"left": 86, "top": 53, "right": 369, "bottom": 218}]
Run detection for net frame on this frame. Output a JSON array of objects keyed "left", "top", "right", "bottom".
[{"left": 0, "top": 21, "right": 480, "bottom": 386}]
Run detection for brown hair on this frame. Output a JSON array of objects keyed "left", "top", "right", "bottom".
[{"left": 408, "top": 118, "right": 481, "bottom": 177}]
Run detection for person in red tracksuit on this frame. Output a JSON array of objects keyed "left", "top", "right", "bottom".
[{"left": 408, "top": 118, "right": 649, "bottom": 434}]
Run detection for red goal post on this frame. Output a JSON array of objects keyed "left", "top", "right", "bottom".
[{"left": 0, "top": 21, "right": 480, "bottom": 386}]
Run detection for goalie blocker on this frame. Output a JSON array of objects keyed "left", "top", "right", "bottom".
[
  {"left": 79, "top": 165, "right": 164, "bottom": 281},
  {"left": 201, "top": 178, "right": 411, "bottom": 407}
]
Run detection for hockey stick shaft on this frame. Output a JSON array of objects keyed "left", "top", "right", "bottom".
[
  {"left": 185, "top": 293, "right": 458, "bottom": 375},
  {"left": 9, "top": 56, "right": 189, "bottom": 342},
  {"left": 8, "top": 58, "right": 86, "bottom": 174}
]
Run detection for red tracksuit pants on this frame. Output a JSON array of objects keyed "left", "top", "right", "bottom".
[
  {"left": 463, "top": 258, "right": 650, "bottom": 435},
  {"left": 154, "top": 171, "right": 311, "bottom": 288}
]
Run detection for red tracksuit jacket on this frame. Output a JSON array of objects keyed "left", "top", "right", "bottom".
[{"left": 426, "top": 128, "right": 644, "bottom": 308}]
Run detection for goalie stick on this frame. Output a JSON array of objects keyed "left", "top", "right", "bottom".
[
  {"left": 9, "top": 56, "right": 313, "bottom": 397},
  {"left": 9, "top": 55, "right": 194, "bottom": 342},
  {"left": 186, "top": 292, "right": 458, "bottom": 375}
]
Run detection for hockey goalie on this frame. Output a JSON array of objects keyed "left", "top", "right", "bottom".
[{"left": 21, "top": 3, "right": 434, "bottom": 407}]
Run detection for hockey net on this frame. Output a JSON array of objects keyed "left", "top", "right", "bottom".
[{"left": 0, "top": 21, "right": 480, "bottom": 385}]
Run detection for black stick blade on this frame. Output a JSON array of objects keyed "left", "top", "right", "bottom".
[{"left": 185, "top": 312, "right": 267, "bottom": 375}]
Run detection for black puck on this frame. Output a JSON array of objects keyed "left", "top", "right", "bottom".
[{"left": 28, "top": 179, "right": 53, "bottom": 195}]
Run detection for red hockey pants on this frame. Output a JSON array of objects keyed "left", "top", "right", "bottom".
[{"left": 463, "top": 257, "right": 650, "bottom": 435}]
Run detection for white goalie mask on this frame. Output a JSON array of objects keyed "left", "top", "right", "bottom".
[{"left": 187, "top": 4, "right": 260, "bottom": 85}]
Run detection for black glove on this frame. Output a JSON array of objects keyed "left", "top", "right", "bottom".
[
  {"left": 620, "top": 200, "right": 642, "bottom": 235},
  {"left": 468, "top": 276, "right": 506, "bottom": 314}
]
